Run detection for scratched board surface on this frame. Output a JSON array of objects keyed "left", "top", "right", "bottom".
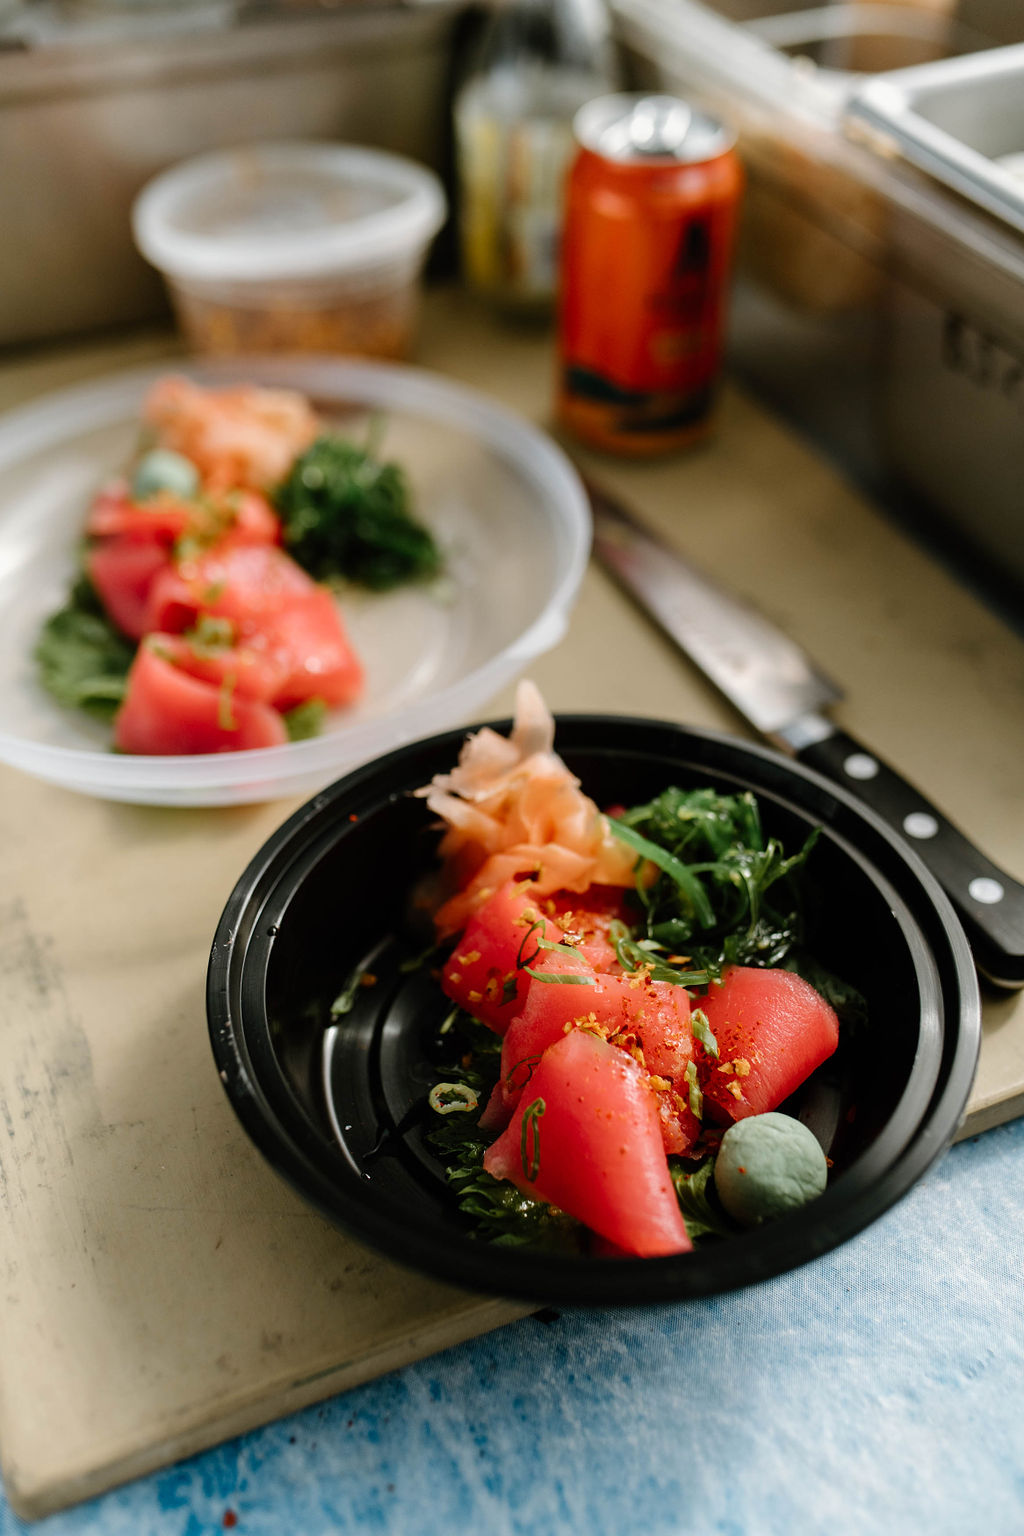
[
  {"left": 0, "top": 771, "right": 527, "bottom": 1518},
  {"left": 0, "top": 303, "right": 1023, "bottom": 1520}
]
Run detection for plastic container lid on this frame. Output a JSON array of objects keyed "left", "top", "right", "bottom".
[{"left": 131, "top": 141, "right": 448, "bottom": 286}]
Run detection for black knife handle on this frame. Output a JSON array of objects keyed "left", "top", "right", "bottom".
[{"left": 795, "top": 728, "right": 1024, "bottom": 990}]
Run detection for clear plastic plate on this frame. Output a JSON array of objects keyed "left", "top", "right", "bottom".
[{"left": 0, "top": 356, "right": 590, "bottom": 806}]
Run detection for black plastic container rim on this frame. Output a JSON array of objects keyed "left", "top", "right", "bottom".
[{"left": 207, "top": 714, "right": 981, "bottom": 1306}]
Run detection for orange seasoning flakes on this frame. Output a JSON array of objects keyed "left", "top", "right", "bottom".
[
  {"left": 455, "top": 949, "right": 482, "bottom": 966},
  {"left": 173, "top": 286, "right": 415, "bottom": 361},
  {"left": 627, "top": 965, "right": 653, "bottom": 990}
]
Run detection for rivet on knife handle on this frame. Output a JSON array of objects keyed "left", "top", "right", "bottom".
[{"left": 794, "top": 727, "right": 1024, "bottom": 990}]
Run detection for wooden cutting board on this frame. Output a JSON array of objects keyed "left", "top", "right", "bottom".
[{"left": 1, "top": 293, "right": 1022, "bottom": 1520}]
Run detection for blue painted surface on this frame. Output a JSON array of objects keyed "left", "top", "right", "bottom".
[{"left": 4, "top": 1119, "right": 1024, "bottom": 1536}]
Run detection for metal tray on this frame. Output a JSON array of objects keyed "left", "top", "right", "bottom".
[{"left": 845, "top": 43, "right": 1024, "bottom": 234}]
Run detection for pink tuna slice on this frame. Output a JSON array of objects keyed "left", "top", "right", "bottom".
[{"left": 483, "top": 1029, "right": 692, "bottom": 1257}]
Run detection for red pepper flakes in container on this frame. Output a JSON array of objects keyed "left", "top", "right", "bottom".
[{"left": 132, "top": 142, "right": 447, "bottom": 360}]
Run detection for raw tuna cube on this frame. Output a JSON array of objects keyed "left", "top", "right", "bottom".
[
  {"left": 114, "top": 641, "right": 287, "bottom": 754},
  {"left": 440, "top": 881, "right": 590, "bottom": 1033},
  {"left": 697, "top": 966, "right": 839, "bottom": 1122}
]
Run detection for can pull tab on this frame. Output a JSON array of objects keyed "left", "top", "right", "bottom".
[
  {"left": 598, "top": 95, "right": 693, "bottom": 158},
  {"left": 630, "top": 97, "right": 693, "bottom": 156},
  {"left": 576, "top": 92, "right": 735, "bottom": 165}
]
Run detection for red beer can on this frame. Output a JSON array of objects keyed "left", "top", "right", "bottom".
[{"left": 557, "top": 93, "right": 742, "bottom": 456}]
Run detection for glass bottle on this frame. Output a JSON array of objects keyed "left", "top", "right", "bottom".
[{"left": 453, "top": 0, "right": 620, "bottom": 318}]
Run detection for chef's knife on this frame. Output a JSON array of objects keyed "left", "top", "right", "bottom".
[{"left": 587, "top": 477, "right": 1024, "bottom": 990}]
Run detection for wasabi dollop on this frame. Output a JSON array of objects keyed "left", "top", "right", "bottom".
[
  {"left": 714, "top": 1112, "right": 828, "bottom": 1226},
  {"left": 131, "top": 448, "right": 199, "bottom": 502}
]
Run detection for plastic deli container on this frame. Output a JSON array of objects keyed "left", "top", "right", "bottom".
[{"left": 131, "top": 142, "right": 448, "bottom": 359}]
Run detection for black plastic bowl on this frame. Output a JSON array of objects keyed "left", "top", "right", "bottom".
[{"left": 207, "top": 716, "right": 980, "bottom": 1306}]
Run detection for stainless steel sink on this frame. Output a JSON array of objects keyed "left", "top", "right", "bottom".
[
  {"left": 614, "top": 0, "right": 1024, "bottom": 603},
  {"left": 845, "top": 43, "right": 1024, "bottom": 232}
]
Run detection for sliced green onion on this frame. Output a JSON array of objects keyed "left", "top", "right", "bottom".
[
  {"left": 428, "top": 1082, "right": 479, "bottom": 1115},
  {"left": 690, "top": 1007, "right": 719, "bottom": 1060},
  {"left": 217, "top": 672, "right": 238, "bottom": 731},
  {"left": 521, "top": 967, "right": 597, "bottom": 985},
  {"left": 515, "top": 918, "right": 545, "bottom": 971},
  {"left": 685, "top": 1060, "right": 703, "bottom": 1120},
  {"left": 331, "top": 962, "right": 370, "bottom": 1016},
  {"left": 520, "top": 1097, "right": 546, "bottom": 1181},
  {"left": 535, "top": 936, "right": 584, "bottom": 957}
]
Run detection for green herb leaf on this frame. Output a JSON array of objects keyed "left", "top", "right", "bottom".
[
  {"left": 608, "top": 817, "right": 717, "bottom": 928},
  {"left": 607, "top": 920, "right": 714, "bottom": 988},
  {"left": 424, "top": 1012, "right": 582, "bottom": 1252},
  {"left": 184, "top": 613, "right": 235, "bottom": 656},
  {"left": 283, "top": 697, "right": 327, "bottom": 742},
  {"left": 610, "top": 787, "right": 825, "bottom": 979},
  {"left": 781, "top": 949, "right": 869, "bottom": 1030},
  {"left": 274, "top": 434, "right": 442, "bottom": 591},
  {"left": 669, "top": 1156, "right": 736, "bottom": 1242},
  {"left": 34, "top": 577, "right": 136, "bottom": 721}
]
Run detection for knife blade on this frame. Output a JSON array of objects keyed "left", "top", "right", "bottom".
[{"left": 587, "top": 477, "right": 1024, "bottom": 990}]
